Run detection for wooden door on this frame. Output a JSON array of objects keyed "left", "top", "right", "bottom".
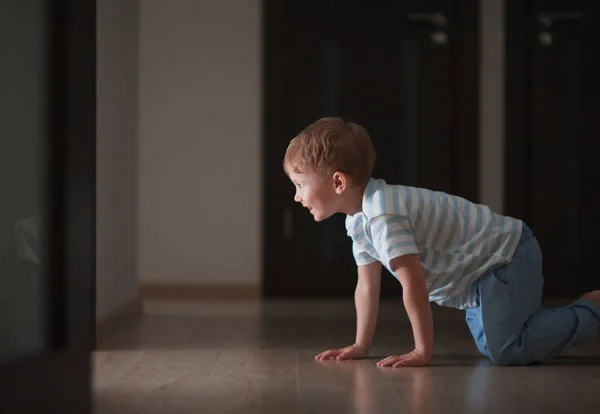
[
  {"left": 505, "top": 0, "right": 600, "bottom": 297},
  {"left": 0, "top": 0, "right": 95, "bottom": 412},
  {"left": 263, "top": 0, "right": 479, "bottom": 297}
]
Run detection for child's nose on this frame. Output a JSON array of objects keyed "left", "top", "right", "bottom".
[{"left": 294, "top": 192, "right": 301, "bottom": 202}]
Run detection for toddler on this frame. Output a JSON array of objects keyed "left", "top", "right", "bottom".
[{"left": 283, "top": 117, "right": 600, "bottom": 367}]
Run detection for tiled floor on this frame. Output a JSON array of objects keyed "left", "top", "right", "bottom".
[{"left": 94, "top": 299, "right": 600, "bottom": 414}]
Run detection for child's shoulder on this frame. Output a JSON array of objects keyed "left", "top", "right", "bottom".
[
  {"left": 362, "top": 177, "right": 426, "bottom": 217},
  {"left": 364, "top": 177, "right": 433, "bottom": 198}
]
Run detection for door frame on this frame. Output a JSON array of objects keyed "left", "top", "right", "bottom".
[
  {"left": 504, "top": 0, "right": 599, "bottom": 297},
  {"left": 504, "top": 0, "right": 532, "bottom": 223},
  {"left": 262, "top": 0, "right": 480, "bottom": 297},
  {"left": 0, "top": 0, "right": 96, "bottom": 412}
]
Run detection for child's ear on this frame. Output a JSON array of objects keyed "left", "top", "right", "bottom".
[{"left": 332, "top": 171, "right": 347, "bottom": 194}]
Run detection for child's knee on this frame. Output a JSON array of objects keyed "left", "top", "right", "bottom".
[
  {"left": 488, "top": 343, "right": 531, "bottom": 366},
  {"left": 488, "top": 347, "right": 514, "bottom": 365}
]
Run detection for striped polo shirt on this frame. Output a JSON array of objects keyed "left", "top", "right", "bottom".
[{"left": 345, "top": 178, "right": 523, "bottom": 309}]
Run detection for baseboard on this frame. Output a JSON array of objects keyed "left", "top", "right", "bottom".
[
  {"left": 140, "top": 283, "right": 261, "bottom": 300},
  {"left": 96, "top": 296, "right": 143, "bottom": 343}
]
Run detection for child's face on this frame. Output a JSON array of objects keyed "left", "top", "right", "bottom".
[{"left": 288, "top": 170, "right": 341, "bottom": 222}]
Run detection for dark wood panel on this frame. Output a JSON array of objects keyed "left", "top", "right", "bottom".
[
  {"left": 263, "top": 0, "right": 479, "bottom": 298},
  {"left": 505, "top": 0, "right": 600, "bottom": 297},
  {"left": 0, "top": 0, "right": 95, "bottom": 412}
]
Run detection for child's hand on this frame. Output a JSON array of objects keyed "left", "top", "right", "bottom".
[
  {"left": 376, "top": 349, "right": 431, "bottom": 368},
  {"left": 314, "top": 343, "right": 369, "bottom": 361}
]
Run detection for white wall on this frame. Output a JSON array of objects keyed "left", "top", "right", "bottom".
[
  {"left": 96, "top": 0, "right": 140, "bottom": 319},
  {"left": 136, "top": 0, "right": 503, "bottom": 286},
  {"left": 138, "top": 0, "right": 262, "bottom": 285}
]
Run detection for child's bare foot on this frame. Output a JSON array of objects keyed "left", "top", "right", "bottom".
[{"left": 582, "top": 290, "right": 600, "bottom": 307}]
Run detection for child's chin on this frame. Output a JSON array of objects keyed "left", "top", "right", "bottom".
[{"left": 312, "top": 212, "right": 330, "bottom": 222}]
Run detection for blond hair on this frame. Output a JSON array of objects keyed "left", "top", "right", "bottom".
[{"left": 283, "top": 117, "right": 376, "bottom": 186}]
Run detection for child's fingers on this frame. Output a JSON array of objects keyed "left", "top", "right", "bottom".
[
  {"left": 314, "top": 350, "right": 329, "bottom": 359},
  {"left": 393, "top": 357, "right": 426, "bottom": 368},
  {"left": 315, "top": 350, "right": 339, "bottom": 360},
  {"left": 377, "top": 356, "right": 403, "bottom": 367},
  {"left": 336, "top": 352, "right": 350, "bottom": 360},
  {"left": 376, "top": 357, "right": 392, "bottom": 366}
]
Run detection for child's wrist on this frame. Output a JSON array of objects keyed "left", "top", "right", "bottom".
[
  {"left": 354, "top": 341, "right": 370, "bottom": 350},
  {"left": 415, "top": 347, "right": 432, "bottom": 359}
]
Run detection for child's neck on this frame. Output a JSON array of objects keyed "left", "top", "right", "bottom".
[{"left": 343, "top": 183, "right": 367, "bottom": 216}]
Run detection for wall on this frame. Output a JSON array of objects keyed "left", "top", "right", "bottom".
[
  {"left": 96, "top": 0, "right": 140, "bottom": 319},
  {"left": 136, "top": 0, "right": 503, "bottom": 287},
  {"left": 138, "top": 0, "right": 262, "bottom": 286}
]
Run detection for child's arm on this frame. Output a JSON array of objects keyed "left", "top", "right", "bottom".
[
  {"left": 315, "top": 261, "right": 382, "bottom": 361},
  {"left": 377, "top": 254, "right": 433, "bottom": 368},
  {"left": 354, "top": 261, "right": 383, "bottom": 349}
]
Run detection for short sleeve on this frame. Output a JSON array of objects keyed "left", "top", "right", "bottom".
[
  {"left": 369, "top": 215, "right": 419, "bottom": 266},
  {"left": 346, "top": 214, "right": 378, "bottom": 267},
  {"left": 352, "top": 240, "right": 377, "bottom": 266}
]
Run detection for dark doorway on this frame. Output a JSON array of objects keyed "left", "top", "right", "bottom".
[
  {"left": 263, "top": 0, "right": 479, "bottom": 298},
  {"left": 0, "top": 0, "right": 95, "bottom": 412},
  {"left": 505, "top": 0, "right": 600, "bottom": 297}
]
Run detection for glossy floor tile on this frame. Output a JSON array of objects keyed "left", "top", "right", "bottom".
[{"left": 94, "top": 299, "right": 600, "bottom": 414}]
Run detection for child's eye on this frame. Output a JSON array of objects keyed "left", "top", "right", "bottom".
[{"left": 296, "top": 183, "right": 303, "bottom": 189}]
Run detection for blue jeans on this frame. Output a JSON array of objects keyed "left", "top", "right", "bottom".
[{"left": 465, "top": 224, "right": 600, "bottom": 365}]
